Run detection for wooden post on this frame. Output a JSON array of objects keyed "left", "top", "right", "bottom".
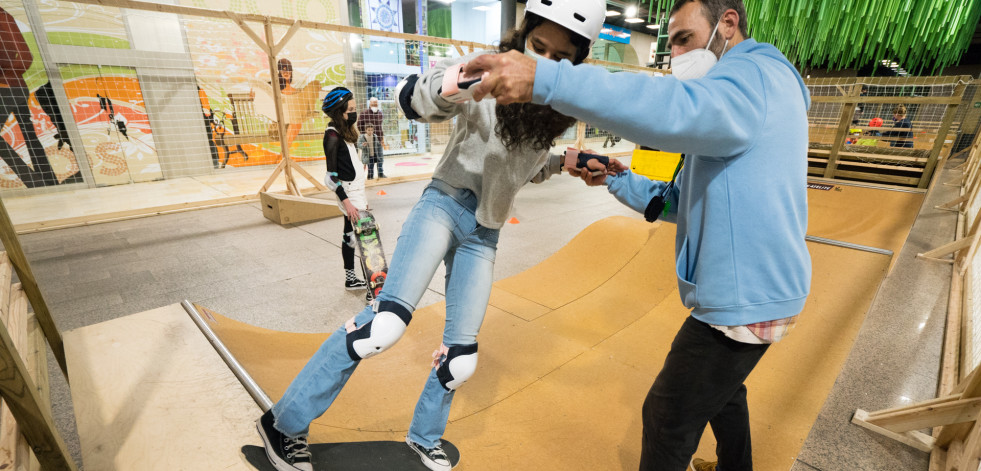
[
  {"left": 921, "top": 79, "right": 969, "bottom": 189},
  {"left": 264, "top": 19, "right": 298, "bottom": 196},
  {"left": 574, "top": 121, "right": 586, "bottom": 150},
  {"left": 0, "top": 199, "right": 67, "bottom": 380},
  {"left": 0, "top": 314, "right": 75, "bottom": 470},
  {"left": 822, "top": 83, "right": 862, "bottom": 179},
  {"left": 0, "top": 285, "right": 30, "bottom": 470}
]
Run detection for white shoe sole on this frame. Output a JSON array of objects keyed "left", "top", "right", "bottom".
[
  {"left": 345, "top": 284, "right": 366, "bottom": 291},
  {"left": 405, "top": 436, "right": 453, "bottom": 471},
  {"left": 255, "top": 419, "right": 311, "bottom": 471}
]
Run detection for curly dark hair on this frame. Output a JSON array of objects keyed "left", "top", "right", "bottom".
[
  {"left": 326, "top": 95, "right": 359, "bottom": 143},
  {"left": 494, "top": 13, "right": 592, "bottom": 151}
]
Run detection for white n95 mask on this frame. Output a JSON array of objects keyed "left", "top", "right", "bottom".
[{"left": 670, "top": 21, "right": 728, "bottom": 81}]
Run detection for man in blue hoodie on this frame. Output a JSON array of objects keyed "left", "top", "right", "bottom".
[{"left": 466, "top": 1, "right": 811, "bottom": 470}]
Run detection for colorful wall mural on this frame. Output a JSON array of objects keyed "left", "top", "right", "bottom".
[
  {"left": 1, "top": 0, "right": 354, "bottom": 191},
  {"left": 181, "top": 0, "right": 348, "bottom": 168},
  {"left": 58, "top": 64, "right": 161, "bottom": 185},
  {"left": 0, "top": 1, "right": 82, "bottom": 189}
]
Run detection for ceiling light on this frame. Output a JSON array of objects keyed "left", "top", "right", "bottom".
[
  {"left": 625, "top": 5, "right": 637, "bottom": 17},
  {"left": 606, "top": 10, "right": 620, "bottom": 16},
  {"left": 890, "top": 62, "right": 898, "bottom": 67},
  {"left": 624, "top": 18, "right": 644, "bottom": 23},
  {"left": 646, "top": 24, "right": 659, "bottom": 29}
]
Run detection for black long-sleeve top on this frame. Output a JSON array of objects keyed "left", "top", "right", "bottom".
[{"left": 324, "top": 128, "right": 357, "bottom": 201}]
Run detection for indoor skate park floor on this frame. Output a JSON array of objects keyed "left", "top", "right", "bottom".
[{"left": 22, "top": 160, "right": 955, "bottom": 470}]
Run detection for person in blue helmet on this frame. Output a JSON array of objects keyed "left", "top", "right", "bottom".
[
  {"left": 321, "top": 87, "right": 369, "bottom": 291},
  {"left": 254, "top": 0, "right": 606, "bottom": 469}
]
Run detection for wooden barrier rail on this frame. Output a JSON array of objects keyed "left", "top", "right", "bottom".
[{"left": 861, "top": 131, "right": 981, "bottom": 470}]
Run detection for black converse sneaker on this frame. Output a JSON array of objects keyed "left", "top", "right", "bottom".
[
  {"left": 256, "top": 410, "right": 313, "bottom": 471},
  {"left": 405, "top": 436, "right": 452, "bottom": 471},
  {"left": 345, "top": 278, "right": 367, "bottom": 290}
]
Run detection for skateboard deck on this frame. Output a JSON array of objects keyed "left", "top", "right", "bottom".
[
  {"left": 242, "top": 440, "right": 461, "bottom": 470},
  {"left": 353, "top": 210, "right": 388, "bottom": 300}
]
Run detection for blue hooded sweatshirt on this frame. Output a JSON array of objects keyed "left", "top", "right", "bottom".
[{"left": 532, "top": 39, "right": 812, "bottom": 326}]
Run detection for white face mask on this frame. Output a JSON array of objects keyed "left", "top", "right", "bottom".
[
  {"left": 670, "top": 21, "right": 728, "bottom": 81},
  {"left": 523, "top": 40, "right": 550, "bottom": 62},
  {"left": 370, "top": 105, "right": 379, "bottom": 112}
]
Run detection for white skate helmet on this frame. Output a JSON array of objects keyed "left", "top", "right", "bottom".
[{"left": 524, "top": 0, "right": 607, "bottom": 47}]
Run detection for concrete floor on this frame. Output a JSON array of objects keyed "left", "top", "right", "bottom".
[{"left": 19, "top": 159, "right": 957, "bottom": 469}]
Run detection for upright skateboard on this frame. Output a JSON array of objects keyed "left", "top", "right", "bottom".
[{"left": 353, "top": 210, "right": 388, "bottom": 301}]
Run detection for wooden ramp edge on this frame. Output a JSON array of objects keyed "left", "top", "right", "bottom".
[{"left": 64, "top": 305, "right": 262, "bottom": 470}]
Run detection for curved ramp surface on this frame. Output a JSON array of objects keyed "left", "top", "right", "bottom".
[
  {"left": 806, "top": 181, "right": 924, "bottom": 256},
  {"left": 194, "top": 216, "right": 890, "bottom": 470}
]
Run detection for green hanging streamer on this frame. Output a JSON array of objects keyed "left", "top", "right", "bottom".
[{"left": 652, "top": 0, "right": 980, "bottom": 73}]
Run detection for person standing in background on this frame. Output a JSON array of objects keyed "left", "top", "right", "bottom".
[
  {"left": 321, "top": 87, "right": 368, "bottom": 292},
  {"left": 358, "top": 96, "right": 386, "bottom": 178},
  {"left": 357, "top": 124, "right": 375, "bottom": 168},
  {"left": 884, "top": 104, "right": 914, "bottom": 148}
]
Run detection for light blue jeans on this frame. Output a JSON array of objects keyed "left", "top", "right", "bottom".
[{"left": 272, "top": 180, "right": 499, "bottom": 449}]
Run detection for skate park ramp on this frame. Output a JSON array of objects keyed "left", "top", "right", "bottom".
[
  {"left": 64, "top": 209, "right": 902, "bottom": 470},
  {"left": 805, "top": 180, "right": 925, "bottom": 260},
  {"left": 63, "top": 177, "right": 923, "bottom": 470}
]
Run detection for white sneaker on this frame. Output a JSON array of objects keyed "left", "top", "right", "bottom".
[{"left": 405, "top": 436, "right": 452, "bottom": 471}]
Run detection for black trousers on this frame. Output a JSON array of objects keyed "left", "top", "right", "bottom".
[
  {"left": 342, "top": 217, "right": 355, "bottom": 270},
  {"left": 640, "top": 316, "right": 769, "bottom": 471}
]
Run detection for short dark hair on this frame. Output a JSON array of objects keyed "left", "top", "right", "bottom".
[{"left": 670, "top": 0, "right": 748, "bottom": 38}]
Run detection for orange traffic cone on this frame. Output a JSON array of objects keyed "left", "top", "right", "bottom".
[
  {"left": 508, "top": 217, "right": 520, "bottom": 224},
  {"left": 377, "top": 190, "right": 387, "bottom": 196}
]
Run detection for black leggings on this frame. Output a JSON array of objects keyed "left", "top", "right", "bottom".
[{"left": 343, "top": 217, "right": 355, "bottom": 270}]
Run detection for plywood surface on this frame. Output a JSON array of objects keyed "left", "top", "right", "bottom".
[
  {"left": 64, "top": 304, "right": 262, "bottom": 470},
  {"left": 194, "top": 216, "right": 889, "bottom": 470},
  {"left": 807, "top": 182, "right": 924, "bottom": 256},
  {"left": 63, "top": 214, "right": 890, "bottom": 470}
]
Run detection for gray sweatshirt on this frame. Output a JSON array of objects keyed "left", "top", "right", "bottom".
[{"left": 408, "top": 52, "right": 562, "bottom": 229}]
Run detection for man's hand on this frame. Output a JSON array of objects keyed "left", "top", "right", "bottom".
[
  {"left": 573, "top": 157, "right": 628, "bottom": 186},
  {"left": 464, "top": 51, "right": 536, "bottom": 105}
]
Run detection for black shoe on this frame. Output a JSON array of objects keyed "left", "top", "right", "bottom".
[
  {"left": 406, "top": 436, "right": 452, "bottom": 471},
  {"left": 378, "top": 174, "right": 387, "bottom": 179},
  {"left": 346, "top": 279, "right": 367, "bottom": 290},
  {"left": 256, "top": 410, "right": 313, "bottom": 471}
]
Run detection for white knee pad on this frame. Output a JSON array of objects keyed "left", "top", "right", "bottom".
[
  {"left": 436, "top": 343, "right": 478, "bottom": 391},
  {"left": 346, "top": 301, "right": 412, "bottom": 360}
]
